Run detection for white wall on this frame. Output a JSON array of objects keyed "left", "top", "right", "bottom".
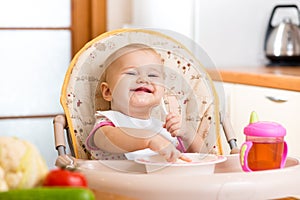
[
  {"left": 107, "top": 0, "right": 195, "bottom": 38},
  {"left": 106, "top": 0, "right": 132, "bottom": 30},
  {"left": 131, "top": 0, "right": 195, "bottom": 40},
  {"left": 194, "top": 0, "right": 300, "bottom": 67},
  {"left": 107, "top": 0, "right": 300, "bottom": 67}
]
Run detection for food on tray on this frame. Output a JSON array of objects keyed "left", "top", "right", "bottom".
[
  {"left": 178, "top": 155, "right": 192, "bottom": 163},
  {"left": 0, "top": 136, "right": 48, "bottom": 192}
]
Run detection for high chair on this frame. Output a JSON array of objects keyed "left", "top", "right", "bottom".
[{"left": 53, "top": 29, "right": 300, "bottom": 200}]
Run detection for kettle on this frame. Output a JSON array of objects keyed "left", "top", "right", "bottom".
[{"left": 264, "top": 5, "right": 300, "bottom": 63}]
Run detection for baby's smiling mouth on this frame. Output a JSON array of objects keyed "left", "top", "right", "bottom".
[{"left": 131, "top": 87, "right": 153, "bottom": 93}]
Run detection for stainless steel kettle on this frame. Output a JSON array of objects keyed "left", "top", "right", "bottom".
[{"left": 264, "top": 5, "right": 300, "bottom": 63}]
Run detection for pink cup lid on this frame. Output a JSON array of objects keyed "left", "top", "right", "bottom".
[{"left": 244, "top": 121, "right": 286, "bottom": 137}]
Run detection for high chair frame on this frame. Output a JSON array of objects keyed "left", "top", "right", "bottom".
[{"left": 52, "top": 28, "right": 300, "bottom": 200}]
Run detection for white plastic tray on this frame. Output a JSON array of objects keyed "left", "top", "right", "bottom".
[{"left": 78, "top": 154, "right": 300, "bottom": 200}]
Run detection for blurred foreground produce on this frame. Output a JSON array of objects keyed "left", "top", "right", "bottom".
[
  {"left": 0, "top": 187, "right": 95, "bottom": 200},
  {"left": 43, "top": 167, "right": 88, "bottom": 187},
  {"left": 0, "top": 136, "right": 48, "bottom": 191}
]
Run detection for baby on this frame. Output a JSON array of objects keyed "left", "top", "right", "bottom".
[{"left": 85, "top": 44, "right": 188, "bottom": 162}]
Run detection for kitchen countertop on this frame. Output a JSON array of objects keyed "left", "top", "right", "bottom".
[{"left": 207, "top": 66, "right": 300, "bottom": 92}]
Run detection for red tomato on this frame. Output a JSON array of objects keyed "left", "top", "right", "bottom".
[{"left": 43, "top": 168, "right": 88, "bottom": 187}]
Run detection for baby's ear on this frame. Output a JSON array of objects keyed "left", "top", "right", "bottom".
[{"left": 101, "top": 82, "right": 112, "bottom": 101}]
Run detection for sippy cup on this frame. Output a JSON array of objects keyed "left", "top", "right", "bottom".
[{"left": 240, "top": 114, "right": 288, "bottom": 172}]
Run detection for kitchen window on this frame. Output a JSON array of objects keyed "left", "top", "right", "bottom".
[{"left": 0, "top": 0, "right": 106, "bottom": 168}]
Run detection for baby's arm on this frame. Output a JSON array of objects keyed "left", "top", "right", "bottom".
[{"left": 93, "top": 126, "right": 181, "bottom": 162}]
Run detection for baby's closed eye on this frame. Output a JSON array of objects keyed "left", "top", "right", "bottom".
[
  {"left": 124, "top": 70, "right": 137, "bottom": 76},
  {"left": 148, "top": 73, "right": 160, "bottom": 78}
]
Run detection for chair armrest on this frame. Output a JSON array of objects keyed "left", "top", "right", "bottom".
[
  {"left": 220, "top": 112, "right": 240, "bottom": 154},
  {"left": 53, "top": 115, "right": 67, "bottom": 155}
]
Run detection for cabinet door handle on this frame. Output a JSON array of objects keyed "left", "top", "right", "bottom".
[{"left": 265, "top": 96, "right": 288, "bottom": 103}]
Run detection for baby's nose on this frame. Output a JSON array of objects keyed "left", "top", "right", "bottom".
[{"left": 136, "top": 75, "right": 150, "bottom": 84}]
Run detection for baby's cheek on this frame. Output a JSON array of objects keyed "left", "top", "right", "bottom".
[{"left": 156, "top": 86, "right": 165, "bottom": 96}]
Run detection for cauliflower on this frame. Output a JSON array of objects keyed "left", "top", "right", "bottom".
[{"left": 0, "top": 136, "right": 49, "bottom": 192}]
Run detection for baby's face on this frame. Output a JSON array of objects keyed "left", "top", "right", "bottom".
[{"left": 105, "top": 49, "right": 164, "bottom": 118}]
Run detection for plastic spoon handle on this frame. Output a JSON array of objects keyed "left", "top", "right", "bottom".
[{"left": 177, "top": 136, "right": 186, "bottom": 153}]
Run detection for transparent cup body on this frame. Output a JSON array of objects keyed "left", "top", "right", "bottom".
[{"left": 246, "top": 135, "right": 284, "bottom": 171}]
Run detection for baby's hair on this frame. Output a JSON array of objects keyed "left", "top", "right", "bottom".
[{"left": 104, "top": 43, "right": 159, "bottom": 69}]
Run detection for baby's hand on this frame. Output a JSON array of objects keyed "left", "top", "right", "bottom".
[
  {"left": 164, "top": 113, "right": 184, "bottom": 137},
  {"left": 148, "top": 135, "right": 181, "bottom": 162},
  {"left": 158, "top": 143, "right": 181, "bottom": 162}
]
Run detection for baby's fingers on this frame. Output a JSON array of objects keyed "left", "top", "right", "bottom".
[
  {"left": 165, "top": 112, "right": 180, "bottom": 122},
  {"left": 159, "top": 145, "right": 181, "bottom": 162},
  {"left": 165, "top": 114, "right": 182, "bottom": 135},
  {"left": 166, "top": 124, "right": 182, "bottom": 137}
]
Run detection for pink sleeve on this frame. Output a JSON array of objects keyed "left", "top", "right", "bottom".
[{"left": 85, "top": 120, "right": 115, "bottom": 150}]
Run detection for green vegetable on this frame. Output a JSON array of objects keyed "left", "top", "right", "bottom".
[{"left": 0, "top": 187, "right": 95, "bottom": 200}]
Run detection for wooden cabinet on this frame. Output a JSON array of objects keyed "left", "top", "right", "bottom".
[
  {"left": 218, "top": 82, "right": 300, "bottom": 157},
  {"left": 72, "top": 0, "right": 107, "bottom": 56}
]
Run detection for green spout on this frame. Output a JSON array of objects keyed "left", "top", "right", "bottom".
[{"left": 249, "top": 111, "right": 259, "bottom": 124}]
